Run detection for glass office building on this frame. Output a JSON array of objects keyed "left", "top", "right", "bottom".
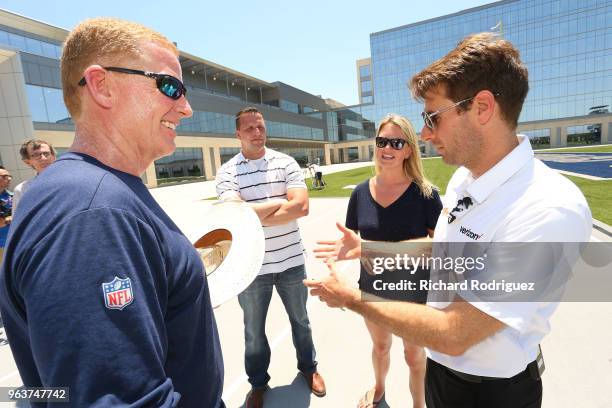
[
  {"left": 2, "top": 1, "right": 610, "bottom": 188},
  {"left": 350, "top": 0, "right": 612, "bottom": 148},
  {"left": 0, "top": 9, "right": 332, "bottom": 186}
]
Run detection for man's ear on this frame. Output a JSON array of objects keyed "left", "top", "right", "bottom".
[
  {"left": 473, "top": 90, "right": 496, "bottom": 125},
  {"left": 81, "top": 65, "right": 114, "bottom": 109}
]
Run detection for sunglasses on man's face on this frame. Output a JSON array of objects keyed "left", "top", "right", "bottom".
[
  {"left": 421, "top": 96, "right": 474, "bottom": 130},
  {"left": 421, "top": 92, "right": 501, "bottom": 130},
  {"left": 78, "top": 67, "right": 187, "bottom": 100},
  {"left": 375, "top": 136, "right": 407, "bottom": 150}
]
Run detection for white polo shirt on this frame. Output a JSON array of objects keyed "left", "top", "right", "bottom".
[
  {"left": 216, "top": 148, "right": 307, "bottom": 275},
  {"left": 428, "top": 135, "right": 592, "bottom": 377}
]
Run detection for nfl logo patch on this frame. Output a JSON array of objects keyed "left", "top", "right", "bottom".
[{"left": 102, "top": 276, "right": 134, "bottom": 310}]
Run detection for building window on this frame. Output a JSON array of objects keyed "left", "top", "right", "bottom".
[
  {"left": 154, "top": 147, "right": 205, "bottom": 184},
  {"left": 0, "top": 28, "right": 61, "bottom": 59},
  {"left": 25, "top": 84, "right": 71, "bottom": 124},
  {"left": 275, "top": 148, "right": 324, "bottom": 167},
  {"left": 361, "top": 80, "right": 372, "bottom": 93},
  {"left": 567, "top": 124, "right": 601, "bottom": 146},
  {"left": 361, "top": 95, "right": 373, "bottom": 104},
  {"left": 359, "top": 65, "right": 371, "bottom": 78},
  {"left": 220, "top": 147, "right": 241, "bottom": 164},
  {"left": 302, "top": 106, "right": 323, "bottom": 118},
  {"left": 280, "top": 99, "right": 299, "bottom": 114},
  {"left": 25, "top": 85, "right": 47, "bottom": 122},
  {"left": 179, "top": 110, "right": 325, "bottom": 141},
  {"left": 345, "top": 119, "right": 363, "bottom": 129},
  {"left": 523, "top": 128, "right": 551, "bottom": 149},
  {"left": 44, "top": 87, "right": 70, "bottom": 123}
]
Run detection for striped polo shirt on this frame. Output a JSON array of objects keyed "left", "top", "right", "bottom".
[{"left": 215, "top": 148, "right": 306, "bottom": 275}]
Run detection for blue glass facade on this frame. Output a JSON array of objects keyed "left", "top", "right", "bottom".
[
  {"left": 7, "top": 0, "right": 610, "bottom": 180},
  {"left": 0, "top": 27, "right": 62, "bottom": 59},
  {"left": 179, "top": 110, "right": 324, "bottom": 140},
  {"left": 355, "top": 0, "right": 612, "bottom": 135},
  {"left": 26, "top": 84, "right": 71, "bottom": 124},
  {"left": 327, "top": 103, "right": 378, "bottom": 141},
  {"left": 3, "top": 22, "right": 330, "bottom": 147}
]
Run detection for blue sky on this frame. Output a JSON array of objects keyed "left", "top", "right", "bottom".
[{"left": 0, "top": 0, "right": 493, "bottom": 105}]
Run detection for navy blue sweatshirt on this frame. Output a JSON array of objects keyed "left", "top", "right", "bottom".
[{"left": 0, "top": 153, "right": 224, "bottom": 407}]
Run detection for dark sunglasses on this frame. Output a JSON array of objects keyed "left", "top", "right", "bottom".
[
  {"left": 422, "top": 92, "right": 501, "bottom": 130},
  {"left": 78, "top": 67, "right": 187, "bottom": 100},
  {"left": 421, "top": 96, "right": 474, "bottom": 130},
  {"left": 375, "top": 136, "right": 407, "bottom": 150},
  {"left": 448, "top": 196, "right": 473, "bottom": 224}
]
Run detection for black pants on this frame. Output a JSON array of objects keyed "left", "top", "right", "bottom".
[
  {"left": 315, "top": 171, "right": 323, "bottom": 184},
  {"left": 425, "top": 358, "right": 542, "bottom": 408}
]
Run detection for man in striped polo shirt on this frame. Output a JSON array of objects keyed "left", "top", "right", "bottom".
[{"left": 216, "top": 107, "right": 326, "bottom": 408}]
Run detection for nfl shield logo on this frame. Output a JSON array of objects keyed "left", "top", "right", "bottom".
[{"left": 102, "top": 276, "right": 134, "bottom": 310}]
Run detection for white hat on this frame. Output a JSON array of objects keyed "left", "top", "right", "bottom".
[{"left": 184, "top": 201, "right": 264, "bottom": 307}]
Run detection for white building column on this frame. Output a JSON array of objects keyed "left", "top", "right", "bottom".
[
  {"left": 144, "top": 163, "right": 157, "bottom": 188},
  {"left": 0, "top": 48, "right": 36, "bottom": 187}
]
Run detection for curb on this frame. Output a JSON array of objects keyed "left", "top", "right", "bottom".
[{"left": 593, "top": 219, "right": 612, "bottom": 237}]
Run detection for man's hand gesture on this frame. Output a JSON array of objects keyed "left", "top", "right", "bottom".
[{"left": 313, "top": 222, "right": 361, "bottom": 261}]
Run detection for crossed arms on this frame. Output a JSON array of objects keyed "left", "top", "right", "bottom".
[{"left": 220, "top": 188, "right": 309, "bottom": 226}]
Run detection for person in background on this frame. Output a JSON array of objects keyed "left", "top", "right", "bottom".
[
  {"left": 0, "top": 166, "right": 13, "bottom": 260},
  {"left": 12, "top": 139, "right": 56, "bottom": 212},
  {"left": 0, "top": 166, "right": 12, "bottom": 345}
]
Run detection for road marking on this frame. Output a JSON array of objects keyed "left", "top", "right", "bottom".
[{"left": 555, "top": 169, "right": 607, "bottom": 180}]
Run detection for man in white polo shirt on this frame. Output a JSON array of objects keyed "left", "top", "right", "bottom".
[
  {"left": 216, "top": 107, "right": 326, "bottom": 408},
  {"left": 306, "top": 33, "right": 591, "bottom": 407}
]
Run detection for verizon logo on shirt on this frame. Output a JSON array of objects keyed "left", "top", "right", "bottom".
[{"left": 459, "top": 226, "right": 483, "bottom": 240}]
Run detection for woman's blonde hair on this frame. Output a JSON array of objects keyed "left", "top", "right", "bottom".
[{"left": 374, "top": 114, "right": 434, "bottom": 198}]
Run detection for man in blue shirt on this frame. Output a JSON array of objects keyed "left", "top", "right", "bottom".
[
  {"left": 0, "top": 165, "right": 12, "bottom": 346},
  {"left": 0, "top": 166, "right": 13, "bottom": 260},
  {"left": 0, "top": 18, "right": 224, "bottom": 407}
]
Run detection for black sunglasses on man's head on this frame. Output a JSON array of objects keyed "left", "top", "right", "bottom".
[
  {"left": 78, "top": 67, "right": 187, "bottom": 100},
  {"left": 448, "top": 197, "right": 473, "bottom": 224},
  {"left": 375, "top": 136, "right": 407, "bottom": 150}
]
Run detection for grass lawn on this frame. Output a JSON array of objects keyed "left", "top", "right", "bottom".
[
  {"left": 307, "top": 158, "right": 456, "bottom": 198},
  {"left": 307, "top": 158, "right": 611, "bottom": 224},
  {"left": 563, "top": 176, "right": 612, "bottom": 225},
  {"left": 541, "top": 145, "right": 612, "bottom": 153}
]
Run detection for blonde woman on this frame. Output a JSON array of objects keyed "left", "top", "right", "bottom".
[{"left": 321, "top": 114, "right": 441, "bottom": 407}]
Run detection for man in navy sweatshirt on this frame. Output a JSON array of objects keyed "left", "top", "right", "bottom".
[{"left": 0, "top": 18, "right": 224, "bottom": 407}]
